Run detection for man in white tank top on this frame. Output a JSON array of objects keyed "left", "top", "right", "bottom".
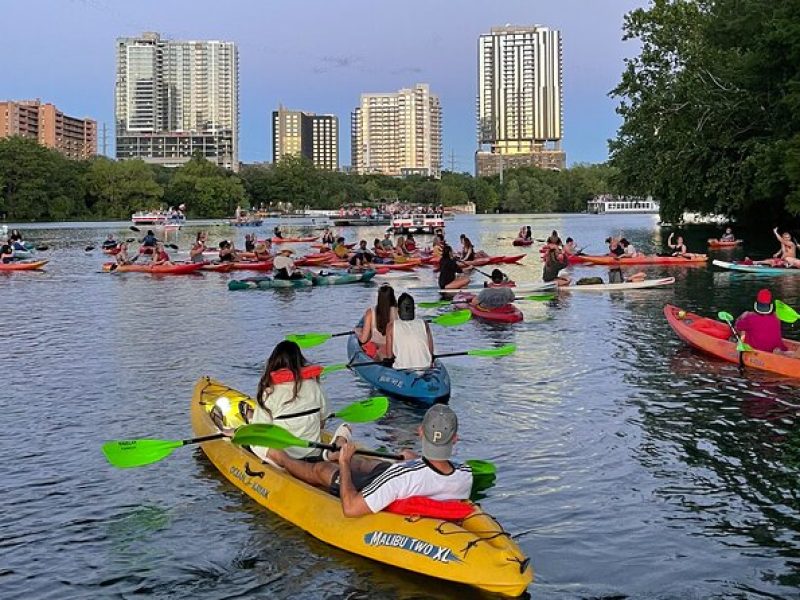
[{"left": 385, "top": 293, "right": 433, "bottom": 369}]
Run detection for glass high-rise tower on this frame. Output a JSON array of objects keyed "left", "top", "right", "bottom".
[
  {"left": 115, "top": 32, "right": 239, "bottom": 171},
  {"left": 476, "top": 25, "right": 565, "bottom": 176}
]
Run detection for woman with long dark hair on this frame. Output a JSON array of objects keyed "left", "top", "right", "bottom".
[
  {"left": 355, "top": 285, "right": 398, "bottom": 358},
  {"left": 438, "top": 245, "right": 471, "bottom": 290},
  {"left": 251, "top": 341, "right": 328, "bottom": 461}
]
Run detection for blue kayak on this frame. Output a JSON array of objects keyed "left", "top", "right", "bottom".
[{"left": 346, "top": 325, "right": 451, "bottom": 406}]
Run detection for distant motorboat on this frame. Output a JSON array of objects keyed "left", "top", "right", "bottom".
[{"left": 132, "top": 210, "right": 186, "bottom": 226}]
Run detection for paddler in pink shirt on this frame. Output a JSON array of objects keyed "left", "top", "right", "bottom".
[{"left": 735, "top": 289, "right": 787, "bottom": 353}]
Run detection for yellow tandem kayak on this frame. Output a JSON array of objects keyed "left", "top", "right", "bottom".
[{"left": 191, "top": 377, "right": 533, "bottom": 597}]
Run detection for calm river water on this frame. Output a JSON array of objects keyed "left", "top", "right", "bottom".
[{"left": 2, "top": 214, "right": 799, "bottom": 599}]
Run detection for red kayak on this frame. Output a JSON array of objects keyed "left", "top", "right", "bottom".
[
  {"left": 200, "top": 262, "right": 235, "bottom": 272},
  {"left": 539, "top": 247, "right": 589, "bottom": 264},
  {"left": 453, "top": 293, "right": 523, "bottom": 323},
  {"left": 498, "top": 254, "right": 525, "bottom": 264},
  {"left": 708, "top": 239, "right": 742, "bottom": 249},
  {"left": 102, "top": 262, "right": 204, "bottom": 274},
  {"left": 271, "top": 236, "right": 320, "bottom": 244},
  {"left": 0, "top": 260, "right": 48, "bottom": 271},
  {"left": 580, "top": 254, "right": 708, "bottom": 266},
  {"left": 512, "top": 239, "right": 533, "bottom": 247},
  {"left": 295, "top": 254, "right": 333, "bottom": 267},
  {"left": 229, "top": 260, "right": 274, "bottom": 272}
]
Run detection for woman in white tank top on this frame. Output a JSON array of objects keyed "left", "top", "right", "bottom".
[{"left": 386, "top": 293, "right": 434, "bottom": 369}]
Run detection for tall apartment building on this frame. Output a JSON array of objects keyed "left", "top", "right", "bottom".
[
  {"left": 272, "top": 106, "right": 338, "bottom": 171},
  {"left": 115, "top": 32, "right": 239, "bottom": 171},
  {"left": 351, "top": 84, "right": 442, "bottom": 178},
  {"left": 0, "top": 100, "right": 97, "bottom": 159},
  {"left": 476, "top": 25, "right": 565, "bottom": 176}
]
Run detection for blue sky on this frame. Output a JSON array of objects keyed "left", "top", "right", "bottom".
[{"left": 1, "top": 0, "right": 645, "bottom": 172}]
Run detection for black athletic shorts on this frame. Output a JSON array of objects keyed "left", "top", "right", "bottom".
[{"left": 329, "top": 462, "right": 392, "bottom": 497}]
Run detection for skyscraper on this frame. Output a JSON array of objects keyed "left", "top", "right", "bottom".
[
  {"left": 0, "top": 99, "right": 96, "bottom": 159},
  {"left": 476, "top": 25, "right": 565, "bottom": 176},
  {"left": 115, "top": 32, "right": 239, "bottom": 171},
  {"left": 351, "top": 84, "right": 442, "bottom": 178},
  {"left": 272, "top": 106, "right": 339, "bottom": 171}
]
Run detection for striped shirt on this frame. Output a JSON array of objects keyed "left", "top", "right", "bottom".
[{"left": 361, "top": 458, "right": 473, "bottom": 513}]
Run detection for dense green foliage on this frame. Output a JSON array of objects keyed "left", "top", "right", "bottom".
[
  {"left": 610, "top": 0, "right": 800, "bottom": 224},
  {"left": 0, "top": 137, "right": 616, "bottom": 221}
]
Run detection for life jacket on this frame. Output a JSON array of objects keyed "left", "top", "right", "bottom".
[
  {"left": 269, "top": 365, "right": 324, "bottom": 384},
  {"left": 386, "top": 496, "right": 474, "bottom": 520}
]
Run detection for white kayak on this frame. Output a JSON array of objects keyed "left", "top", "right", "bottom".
[
  {"left": 407, "top": 281, "right": 558, "bottom": 294},
  {"left": 373, "top": 271, "right": 419, "bottom": 280},
  {"left": 564, "top": 277, "right": 676, "bottom": 292},
  {"left": 712, "top": 259, "right": 800, "bottom": 276}
]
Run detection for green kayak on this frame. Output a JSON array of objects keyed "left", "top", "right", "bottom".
[{"left": 310, "top": 269, "right": 377, "bottom": 286}]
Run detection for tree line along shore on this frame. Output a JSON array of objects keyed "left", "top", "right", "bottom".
[{"left": 0, "top": 136, "right": 616, "bottom": 222}]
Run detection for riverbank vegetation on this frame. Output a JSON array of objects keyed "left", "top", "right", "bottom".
[
  {"left": 610, "top": 0, "right": 800, "bottom": 225},
  {"left": 0, "top": 137, "right": 616, "bottom": 221}
]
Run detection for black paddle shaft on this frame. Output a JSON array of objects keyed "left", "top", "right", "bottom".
[
  {"left": 348, "top": 351, "right": 468, "bottom": 369},
  {"left": 184, "top": 433, "right": 226, "bottom": 446},
  {"left": 307, "top": 440, "right": 403, "bottom": 460}
]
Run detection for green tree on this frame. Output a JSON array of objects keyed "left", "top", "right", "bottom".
[
  {"left": 610, "top": 0, "right": 800, "bottom": 224},
  {"left": 167, "top": 155, "right": 246, "bottom": 217},
  {"left": 86, "top": 158, "right": 162, "bottom": 219}
]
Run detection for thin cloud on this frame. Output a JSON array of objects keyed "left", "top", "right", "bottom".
[{"left": 312, "top": 55, "right": 365, "bottom": 74}]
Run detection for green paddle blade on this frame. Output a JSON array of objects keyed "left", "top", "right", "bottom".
[
  {"left": 232, "top": 423, "right": 309, "bottom": 449},
  {"left": 286, "top": 332, "right": 333, "bottom": 349},
  {"left": 465, "top": 459, "right": 496, "bottom": 476},
  {"left": 718, "top": 311, "right": 734, "bottom": 323},
  {"left": 102, "top": 439, "right": 182, "bottom": 468},
  {"left": 520, "top": 293, "right": 556, "bottom": 302},
  {"left": 322, "top": 363, "right": 349, "bottom": 375},
  {"left": 776, "top": 300, "right": 799, "bottom": 324},
  {"left": 418, "top": 300, "right": 451, "bottom": 309},
  {"left": 467, "top": 344, "right": 516, "bottom": 358},
  {"left": 432, "top": 309, "right": 472, "bottom": 327},
  {"left": 332, "top": 396, "right": 389, "bottom": 422}
]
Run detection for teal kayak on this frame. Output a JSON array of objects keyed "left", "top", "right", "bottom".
[
  {"left": 228, "top": 277, "right": 312, "bottom": 290},
  {"left": 712, "top": 259, "right": 800, "bottom": 276},
  {"left": 310, "top": 269, "right": 376, "bottom": 286}
]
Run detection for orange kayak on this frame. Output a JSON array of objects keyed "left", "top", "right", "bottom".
[
  {"left": 0, "top": 260, "right": 48, "bottom": 271},
  {"left": 708, "top": 240, "right": 742, "bottom": 249},
  {"left": 271, "top": 236, "right": 320, "bottom": 244},
  {"left": 102, "top": 262, "right": 204, "bottom": 274},
  {"left": 582, "top": 254, "right": 707, "bottom": 266},
  {"left": 664, "top": 305, "right": 800, "bottom": 378}
]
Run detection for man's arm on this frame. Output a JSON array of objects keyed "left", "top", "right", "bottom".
[{"left": 338, "top": 443, "right": 373, "bottom": 517}]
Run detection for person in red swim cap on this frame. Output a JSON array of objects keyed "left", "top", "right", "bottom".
[{"left": 734, "top": 289, "right": 788, "bottom": 353}]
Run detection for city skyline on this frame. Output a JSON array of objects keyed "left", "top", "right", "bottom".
[{"left": 0, "top": 0, "right": 646, "bottom": 172}]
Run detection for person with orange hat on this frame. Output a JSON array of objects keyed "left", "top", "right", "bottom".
[{"left": 734, "top": 289, "right": 788, "bottom": 353}]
